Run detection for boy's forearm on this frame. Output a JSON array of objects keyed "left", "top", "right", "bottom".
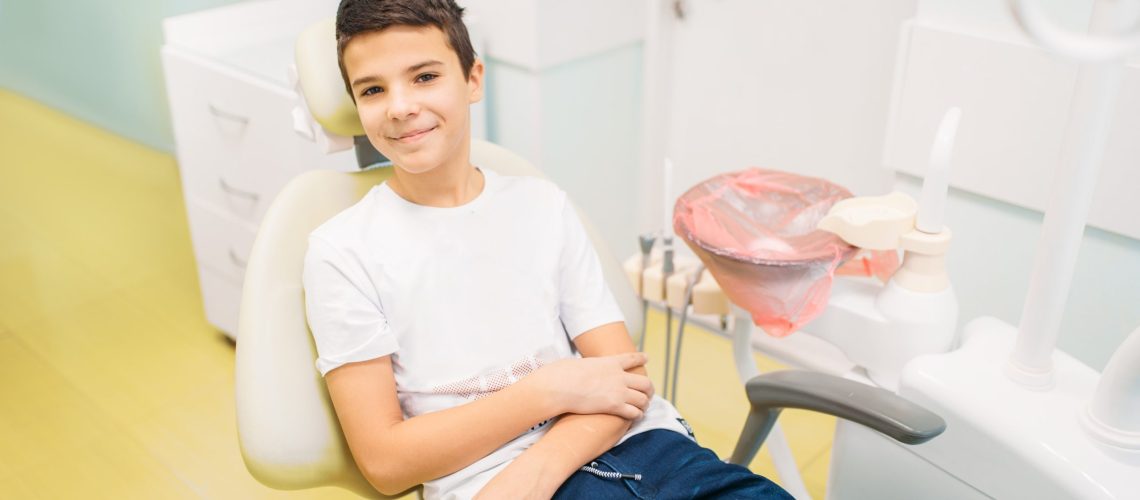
[
  {"left": 482, "top": 412, "right": 633, "bottom": 497},
  {"left": 364, "top": 378, "right": 559, "bottom": 493}
]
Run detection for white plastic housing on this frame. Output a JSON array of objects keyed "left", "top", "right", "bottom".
[
  {"left": 892, "top": 317, "right": 1140, "bottom": 499},
  {"left": 1084, "top": 324, "right": 1140, "bottom": 449},
  {"left": 803, "top": 278, "right": 958, "bottom": 391}
]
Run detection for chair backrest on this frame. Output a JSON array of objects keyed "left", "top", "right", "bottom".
[{"left": 234, "top": 139, "right": 643, "bottom": 497}]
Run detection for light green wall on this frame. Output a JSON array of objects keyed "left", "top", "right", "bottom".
[
  {"left": 540, "top": 43, "right": 643, "bottom": 260},
  {"left": 482, "top": 43, "right": 645, "bottom": 259},
  {"left": 0, "top": 0, "right": 247, "bottom": 152}
]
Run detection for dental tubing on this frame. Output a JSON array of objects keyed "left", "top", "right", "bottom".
[
  {"left": 662, "top": 239, "right": 674, "bottom": 397},
  {"left": 661, "top": 157, "right": 676, "bottom": 395},
  {"left": 669, "top": 265, "right": 705, "bottom": 405}
]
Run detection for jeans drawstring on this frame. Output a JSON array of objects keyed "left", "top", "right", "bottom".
[{"left": 579, "top": 461, "right": 642, "bottom": 481}]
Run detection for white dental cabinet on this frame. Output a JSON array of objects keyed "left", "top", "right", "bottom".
[{"left": 161, "top": 0, "right": 354, "bottom": 340}]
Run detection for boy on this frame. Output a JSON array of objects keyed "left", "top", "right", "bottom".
[{"left": 303, "top": 1, "right": 794, "bottom": 498}]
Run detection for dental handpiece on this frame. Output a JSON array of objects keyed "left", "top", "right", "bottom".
[
  {"left": 637, "top": 233, "right": 657, "bottom": 352},
  {"left": 639, "top": 233, "right": 656, "bottom": 269}
]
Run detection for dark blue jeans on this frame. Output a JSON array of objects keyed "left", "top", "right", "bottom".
[{"left": 553, "top": 429, "right": 793, "bottom": 499}]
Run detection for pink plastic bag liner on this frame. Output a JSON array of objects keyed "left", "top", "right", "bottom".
[{"left": 673, "top": 168, "right": 897, "bottom": 337}]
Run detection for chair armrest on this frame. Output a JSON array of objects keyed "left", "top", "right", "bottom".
[{"left": 728, "top": 370, "right": 946, "bottom": 465}]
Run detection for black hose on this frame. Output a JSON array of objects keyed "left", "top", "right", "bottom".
[{"left": 669, "top": 266, "right": 704, "bottom": 405}]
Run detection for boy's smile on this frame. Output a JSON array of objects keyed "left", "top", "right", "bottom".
[
  {"left": 343, "top": 25, "right": 483, "bottom": 176},
  {"left": 390, "top": 125, "right": 437, "bottom": 143}
]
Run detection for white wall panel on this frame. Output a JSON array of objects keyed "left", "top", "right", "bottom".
[
  {"left": 885, "top": 22, "right": 1140, "bottom": 239},
  {"left": 646, "top": 0, "right": 913, "bottom": 235},
  {"left": 460, "top": 0, "right": 539, "bottom": 69},
  {"left": 462, "top": 0, "right": 643, "bottom": 71}
]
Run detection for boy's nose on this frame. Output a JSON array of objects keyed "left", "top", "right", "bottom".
[{"left": 386, "top": 88, "right": 420, "bottom": 120}]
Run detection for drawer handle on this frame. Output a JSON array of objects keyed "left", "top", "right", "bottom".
[
  {"left": 207, "top": 103, "right": 250, "bottom": 125},
  {"left": 218, "top": 178, "right": 260, "bottom": 203},
  {"left": 229, "top": 248, "right": 248, "bottom": 269}
]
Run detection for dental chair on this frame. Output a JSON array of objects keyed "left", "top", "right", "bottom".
[{"left": 234, "top": 17, "right": 947, "bottom": 499}]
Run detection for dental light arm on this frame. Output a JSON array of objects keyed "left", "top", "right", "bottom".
[
  {"left": 1008, "top": 0, "right": 1140, "bottom": 387},
  {"left": 728, "top": 370, "right": 947, "bottom": 466},
  {"left": 1010, "top": 0, "right": 1140, "bottom": 63}
]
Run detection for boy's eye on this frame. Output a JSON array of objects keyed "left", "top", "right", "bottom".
[
  {"left": 361, "top": 86, "right": 383, "bottom": 97},
  {"left": 416, "top": 73, "right": 438, "bottom": 83}
]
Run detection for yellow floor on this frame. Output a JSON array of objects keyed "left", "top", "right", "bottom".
[{"left": 0, "top": 89, "right": 833, "bottom": 499}]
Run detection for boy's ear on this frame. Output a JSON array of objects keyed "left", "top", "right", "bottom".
[{"left": 467, "top": 58, "right": 485, "bottom": 104}]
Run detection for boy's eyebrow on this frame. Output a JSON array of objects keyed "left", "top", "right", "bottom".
[
  {"left": 406, "top": 59, "right": 443, "bottom": 73},
  {"left": 350, "top": 60, "right": 444, "bottom": 88}
]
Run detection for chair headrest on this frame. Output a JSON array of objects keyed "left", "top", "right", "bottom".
[{"left": 295, "top": 17, "right": 366, "bottom": 138}]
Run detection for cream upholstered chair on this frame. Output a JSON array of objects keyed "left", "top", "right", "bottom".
[{"left": 234, "top": 165, "right": 390, "bottom": 498}]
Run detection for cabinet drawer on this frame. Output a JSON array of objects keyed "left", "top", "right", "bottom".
[
  {"left": 184, "top": 197, "right": 258, "bottom": 286},
  {"left": 196, "top": 265, "right": 242, "bottom": 339},
  {"left": 162, "top": 46, "right": 304, "bottom": 224}
]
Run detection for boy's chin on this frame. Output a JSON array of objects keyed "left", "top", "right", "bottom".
[
  {"left": 394, "top": 164, "right": 437, "bottom": 176},
  {"left": 391, "top": 154, "right": 442, "bottom": 175}
]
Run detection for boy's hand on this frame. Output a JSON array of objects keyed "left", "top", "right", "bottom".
[
  {"left": 473, "top": 457, "right": 553, "bottom": 500},
  {"left": 525, "top": 352, "right": 654, "bottom": 420}
]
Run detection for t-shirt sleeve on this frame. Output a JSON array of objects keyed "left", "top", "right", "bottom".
[
  {"left": 556, "top": 193, "right": 625, "bottom": 340},
  {"left": 303, "top": 236, "right": 399, "bottom": 377}
]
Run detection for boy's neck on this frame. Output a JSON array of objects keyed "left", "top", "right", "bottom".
[{"left": 388, "top": 152, "right": 484, "bottom": 208}]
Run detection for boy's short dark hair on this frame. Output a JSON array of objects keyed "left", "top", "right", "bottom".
[{"left": 336, "top": 0, "right": 477, "bottom": 99}]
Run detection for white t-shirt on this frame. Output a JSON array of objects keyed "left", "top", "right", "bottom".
[{"left": 302, "top": 167, "right": 689, "bottom": 499}]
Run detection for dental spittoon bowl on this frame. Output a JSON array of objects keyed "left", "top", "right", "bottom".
[{"left": 673, "top": 168, "right": 865, "bottom": 337}]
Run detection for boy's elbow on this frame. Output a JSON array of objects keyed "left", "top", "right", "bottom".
[{"left": 361, "top": 461, "right": 416, "bottom": 496}]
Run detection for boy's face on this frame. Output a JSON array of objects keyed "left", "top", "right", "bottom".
[{"left": 343, "top": 25, "right": 483, "bottom": 174}]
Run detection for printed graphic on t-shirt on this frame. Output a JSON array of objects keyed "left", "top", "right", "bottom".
[
  {"left": 430, "top": 346, "right": 560, "bottom": 400},
  {"left": 527, "top": 418, "right": 553, "bottom": 433}
]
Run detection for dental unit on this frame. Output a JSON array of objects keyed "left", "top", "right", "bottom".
[{"left": 626, "top": 1, "right": 1140, "bottom": 498}]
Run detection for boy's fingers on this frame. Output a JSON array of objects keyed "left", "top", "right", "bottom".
[
  {"left": 625, "top": 373, "right": 655, "bottom": 398},
  {"left": 617, "top": 352, "right": 648, "bottom": 370},
  {"left": 627, "top": 388, "right": 650, "bottom": 411},
  {"left": 619, "top": 404, "right": 644, "bottom": 421}
]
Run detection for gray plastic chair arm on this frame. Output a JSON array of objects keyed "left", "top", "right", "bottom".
[{"left": 728, "top": 370, "right": 947, "bottom": 466}]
